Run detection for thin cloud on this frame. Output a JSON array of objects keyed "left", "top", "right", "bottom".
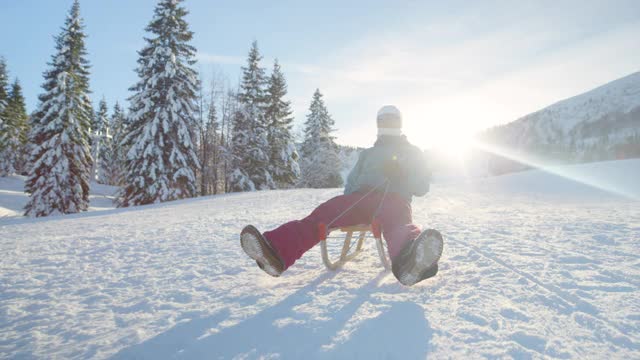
[{"left": 284, "top": 4, "right": 640, "bottom": 148}]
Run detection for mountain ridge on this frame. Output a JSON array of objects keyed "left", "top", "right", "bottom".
[{"left": 479, "top": 71, "right": 640, "bottom": 173}]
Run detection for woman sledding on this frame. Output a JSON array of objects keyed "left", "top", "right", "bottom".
[{"left": 240, "top": 105, "right": 444, "bottom": 286}]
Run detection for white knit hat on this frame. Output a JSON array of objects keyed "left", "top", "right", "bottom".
[{"left": 377, "top": 105, "right": 403, "bottom": 136}]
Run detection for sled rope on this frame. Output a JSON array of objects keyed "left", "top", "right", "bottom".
[
  {"left": 318, "top": 180, "right": 393, "bottom": 271},
  {"left": 341, "top": 181, "right": 390, "bottom": 255},
  {"left": 371, "top": 181, "right": 390, "bottom": 223},
  {"left": 325, "top": 179, "right": 389, "bottom": 230}
]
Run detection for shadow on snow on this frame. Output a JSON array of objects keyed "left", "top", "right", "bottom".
[{"left": 112, "top": 271, "right": 433, "bottom": 359}]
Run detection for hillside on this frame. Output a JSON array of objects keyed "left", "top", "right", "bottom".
[
  {"left": 480, "top": 72, "right": 640, "bottom": 172},
  {"left": 1, "top": 160, "right": 639, "bottom": 358}
]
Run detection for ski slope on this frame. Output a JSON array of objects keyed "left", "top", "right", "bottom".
[{"left": 1, "top": 160, "right": 639, "bottom": 359}]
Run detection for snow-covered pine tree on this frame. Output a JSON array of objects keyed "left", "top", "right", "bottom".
[
  {"left": 96, "top": 100, "right": 124, "bottom": 186},
  {"left": 199, "top": 87, "right": 220, "bottom": 195},
  {"left": 0, "top": 57, "right": 7, "bottom": 101},
  {"left": 0, "top": 58, "right": 11, "bottom": 175},
  {"left": 1, "top": 79, "right": 30, "bottom": 175},
  {"left": 93, "top": 98, "right": 110, "bottom": 183},
  {"left": 24, "top": 0, "right": 93, "bottom": 217},
  {"left": 118, "top": 0, "right": 200, "bottom": 206},
  {"left": 299, "top": 89, "right": 343, "bottom": 188},
  {"left": 194, "top": 74, "right": 220, "bottom": 195},
  {"left": 229, "top": 41, "right": 273, "bottom": 192},
  {"left": 229, "top": 111, "right": 254, "bottom": 192},
  {"left": 109, "top": 102, "right": 128, "bottom": 185},
  {"left": 265, "top": 59, "right": 299, "bottom": 188},
  {"left": 90, "top": 100, "right": 104, "bottom": 144}
]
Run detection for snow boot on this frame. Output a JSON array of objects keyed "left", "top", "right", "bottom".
[
  {"left": 392, "top": 229, "right": 444, "bottom": 286},
  {"left": 240, "top": 225, "right": 285, "bottom": 277}
]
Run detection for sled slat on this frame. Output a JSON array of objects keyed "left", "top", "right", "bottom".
[
  {"left": 320, "top": 224, "right": 390, "bottom": 271},
  {"left": 338, "top": 225, "right": 371, "bottom": 232}
]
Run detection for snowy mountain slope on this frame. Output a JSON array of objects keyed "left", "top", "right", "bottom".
[
  {"left": 0, "top": 175, "right": 118, "bottom": 220},
  {"left": 1, "top": 160, "right": 639, "bottom": 359},
  {"left": 481, "top": 72, "right": 640, "bottom": 164},
  {"left": 521, "top": 72, "right": 640, "bottom": 135}
]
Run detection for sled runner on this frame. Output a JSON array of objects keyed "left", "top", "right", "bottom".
[{"left": 317, "top": 221, "right": 391, "bottom": 271}]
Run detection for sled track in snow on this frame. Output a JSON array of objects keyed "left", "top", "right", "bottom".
[
  {"left": 489, "top": 230, "right": 640, "bottom": 290},
  {"left": 448, "top": 237, "right": 640, "bottom": 350}
]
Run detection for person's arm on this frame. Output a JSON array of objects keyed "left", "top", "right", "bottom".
[
  {"left": 344, "top": 151, "right": 366, "bottom": 195},
  {"left": 407, "top": 148, "right": 431, "bottom": 197}
]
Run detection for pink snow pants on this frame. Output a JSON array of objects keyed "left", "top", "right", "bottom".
[{"left": 264, "top": 191, "right": 422, "bottom": 270}]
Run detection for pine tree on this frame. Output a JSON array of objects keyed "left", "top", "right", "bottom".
[
  {"left": 0, "top": 79, "right": 30, "bottom": 175},
  {"left": 95, "top": 99, "right": 108, "bottom": 134},
  {"left": 0, "top": 57, "right": 7, "bottom": 102},
  {"left": 265, "top": 59, "right": 299, "bottom": 188},
  {"left": 119, "top": 0, "right": 200, "bottom": 206},
  {"left": 0, "top": 58, "right": 11, "bottom": 175},
  {"left": 98, "top": 125, "right": 120, "bottom": 186},
  {"left": 229, "top": 41, "right": 273, "bottom": 192},
  {"left": 92, "top": 98, "right": 110, "bottom": 183},
  {"left": 229, "top": 110, "right": 255, "bottom": 192},
  {"left": 194, "top": 74, "right": 220, "bottom": 196},
  {"left": 24, "top": 0, "right": 93, "bottom": 217},
  {"left": 199, "top": 85, "right": 220, "bottom": 195},
  {"left": 109, "top": 102, "right": 128, "bottom": 185},
  {"left": 299, "top": 89, "right": 343, "bottom": 188}
]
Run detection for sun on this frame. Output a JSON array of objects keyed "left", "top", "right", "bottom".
[{"left": 406, "top": 121, "right": 474, "bottom": 162}]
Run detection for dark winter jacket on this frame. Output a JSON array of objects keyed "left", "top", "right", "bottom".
[{"left": 344, "top": 135, "right": 430, "bottom": 202}]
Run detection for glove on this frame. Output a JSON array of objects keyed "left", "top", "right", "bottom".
[{"left": 382, "top": 156, "right": 407, "bottom": 183}]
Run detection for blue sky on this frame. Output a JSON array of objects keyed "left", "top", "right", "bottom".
[{"left": 1, "top": 0, "right": 639, "bottom": 150}]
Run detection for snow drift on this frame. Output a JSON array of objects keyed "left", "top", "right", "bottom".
[{"left": 0, "top": 175, "right": 118, "bottom": 220}]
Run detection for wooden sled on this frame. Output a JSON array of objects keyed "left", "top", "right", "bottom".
[{"left": 317, "top": 221, "right": 391, "bottom": 271}]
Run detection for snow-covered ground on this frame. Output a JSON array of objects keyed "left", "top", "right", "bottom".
[{"left": 1, "top": 160, "right": 639, "bottom": 359}]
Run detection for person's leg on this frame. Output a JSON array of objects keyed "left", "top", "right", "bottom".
[
  {"left": 264, "top": 191, "right": 382, "bottom": 270},
  {"left": 392, "top": 228, "right": 443, "bottom": 285},
  {"left": 376, "top": 194, "right": 443, "bottom": 285},
  {"left": 375, "top": 194, "right": 421, "bottom": 259}
]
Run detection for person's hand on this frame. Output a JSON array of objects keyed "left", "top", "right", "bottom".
[{"left": 383, "top": 156, "right": 407, "bottom": 182}]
